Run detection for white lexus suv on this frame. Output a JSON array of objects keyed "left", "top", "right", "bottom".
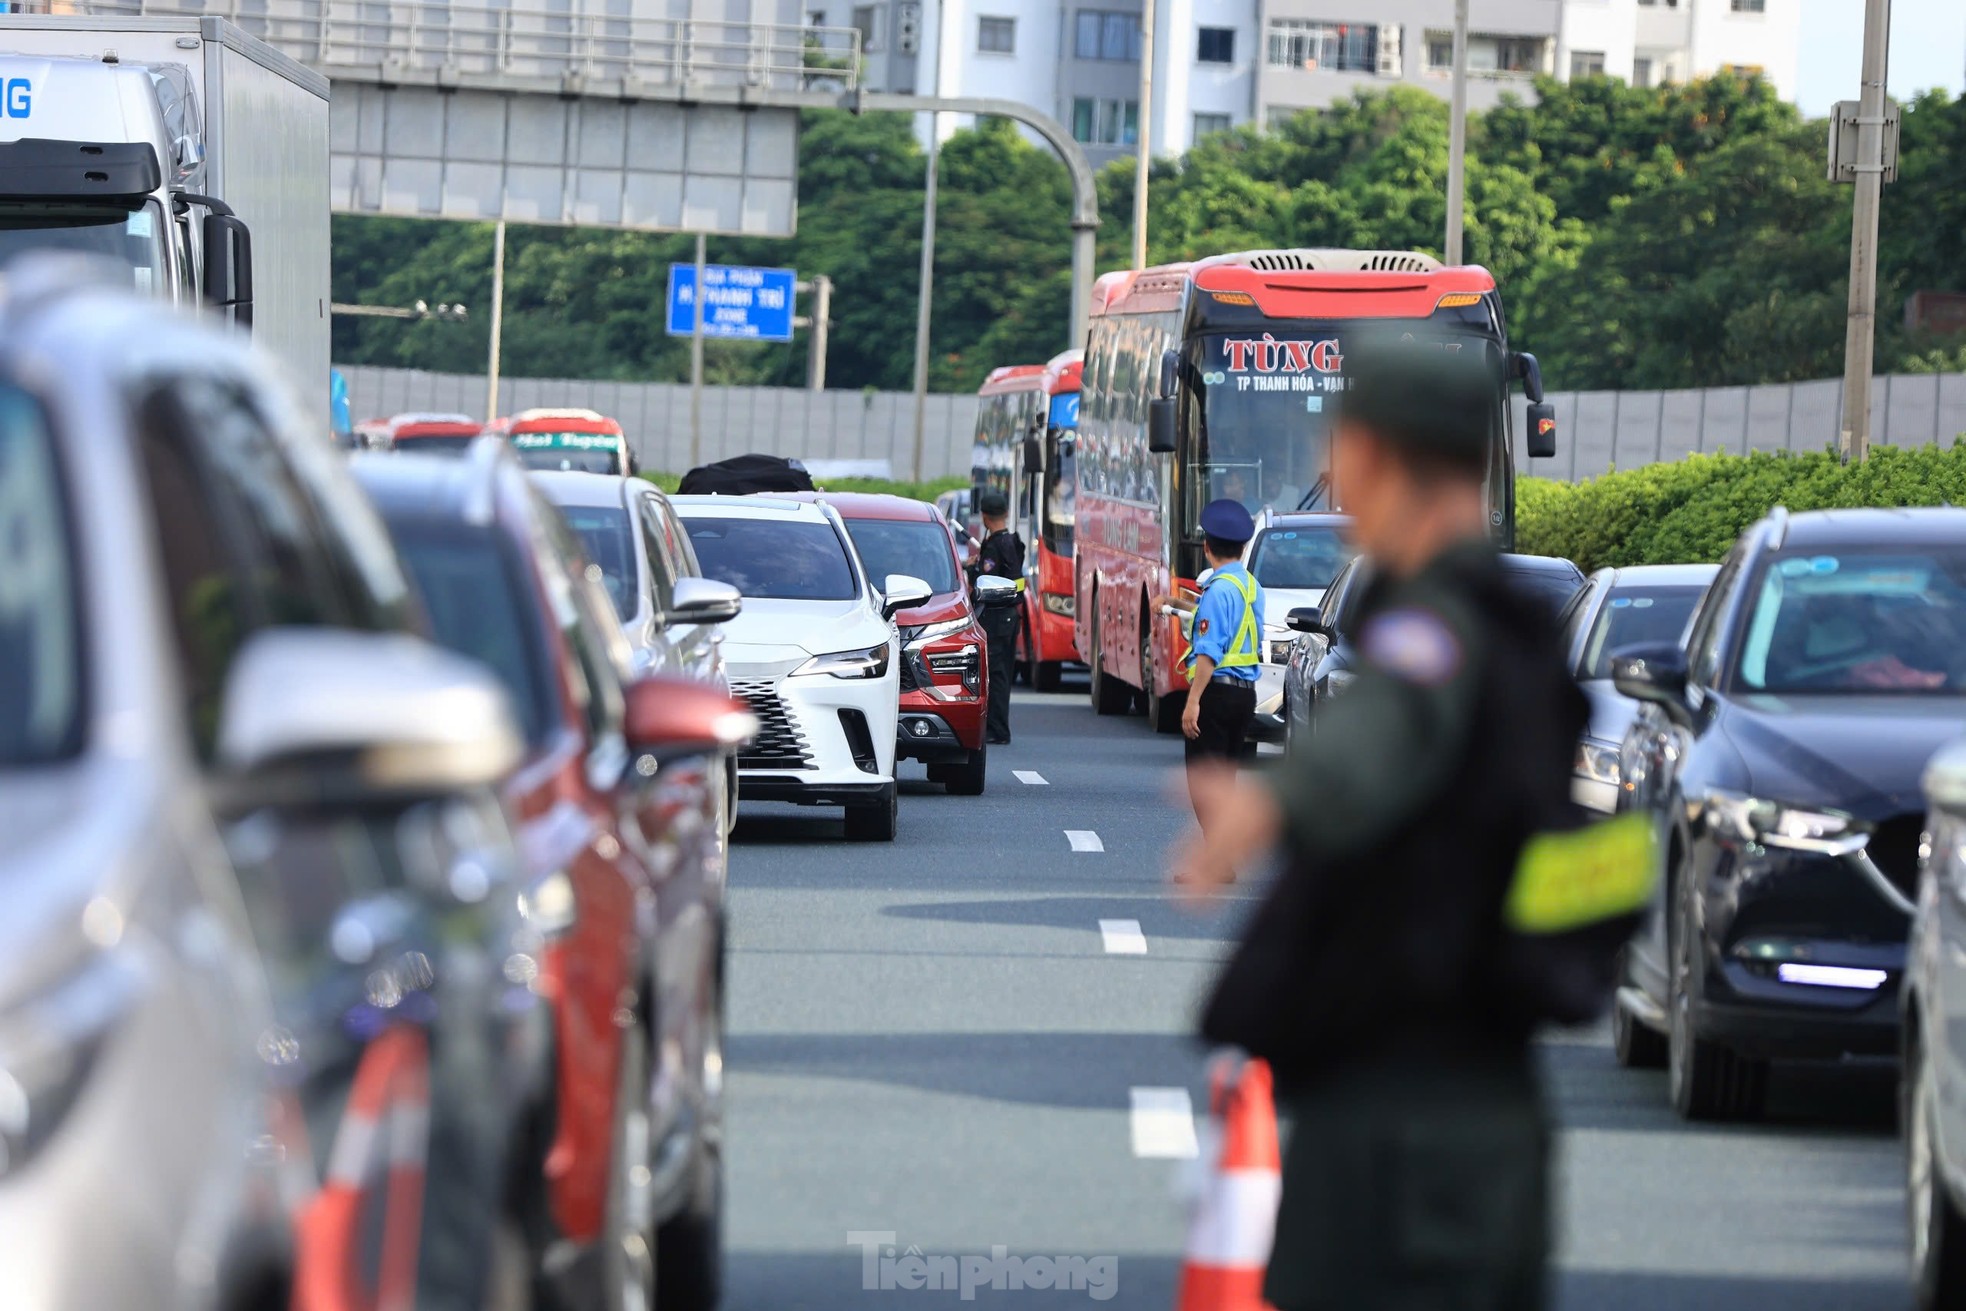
[{"left": 673, "top": 495, "right": 928, "bottom": 840}]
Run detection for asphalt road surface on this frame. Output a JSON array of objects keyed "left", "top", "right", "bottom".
[{"left": 721, "top": 677, "right": 1911, "bottom": 1310}]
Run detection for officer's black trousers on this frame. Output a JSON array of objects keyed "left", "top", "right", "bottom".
[
  {"left": 1266, "top": 1052, "right": 1549, "bottom": 1311},
  {"left": 983, "top": 614, "right": 1017, "bottom": 743}
]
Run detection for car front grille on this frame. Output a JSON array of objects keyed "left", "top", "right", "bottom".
[
  {"left": 1865, "top": 813, "right": 1925, "bottom": 900},
  {"left": 729, "top": 678, "right": 814, "bottom": 771}
]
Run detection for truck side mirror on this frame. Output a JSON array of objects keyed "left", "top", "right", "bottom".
[
  {"left": 1527, "top": 401, "right": 1558, "bottom": 459},
  {"left": 1148, "top": 398, "right": 1177, "bottom": 454},
  {"left": 1510, "top": 350, "right": 1546, "bottom": 404},
  {"left": 1157, "top": 348, "right": 1180, "bottom": 400},
  {"left": 202, "top": 211, "right": 254, "bottom": 330}
]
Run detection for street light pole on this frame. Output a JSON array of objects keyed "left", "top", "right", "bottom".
[
  {"left": 911, "top": 122, "right": 940, "bottom": 483},
  {"left": 1132, "top": 0, "right": 1155, "bottom": 269},
  {"left": 485, "top": 218, "right": 506, "bottom": 422},
  {"left": 691, "top": 230, "right": 707, "bottom": 468},
  {"left": 1838, "top": 0, "right": 1893, "bottom": 462},
  {"left": 1444, "top": 0, "right": 1469, "bottom": 265},
  {"left": 806, "top": 274, "right": 833, "bottom": 392}
]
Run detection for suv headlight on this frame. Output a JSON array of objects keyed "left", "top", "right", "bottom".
[
  {"left": 903, "top": 618, "right": 969, "bottom": 648},
  {"left": 793, "top": 643, "right": 892, "bottom": 679},
  {"left": 1702, "top": 790, "right": 1865, "bottom": 854},
  {"left": 1575, "top": 739, "right": 1623, "bottom": 787}
]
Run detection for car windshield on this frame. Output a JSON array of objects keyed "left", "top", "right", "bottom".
[
  {"left": 0, "top": 203, "right": 169, "bottom": 294},
  {"left": 559, "top": 505, "right": 638, "bottom": 619},
  {"left": 392, "top": 527, "right": 555, "bottom": 745},
  {"left": 843, "top": 518, "right": 960, "bottom": 596},
  {"left": 684, "top": 517, "right": 858, "bottom": 601},
  {"left": 1580, "top": 585, "right": 1706, "bottom": 679},
  {"left": 1735, "top": 548, "right": 1966, "bottom": 695},
  {"left": 0, "top": 383, "right": 82, "bottom": 764},
  {"left": 1249, "top": 523, "right": 1352, "bottom": 590},
  {"left": 1505, "top": 564, "right": 1583, "bottom": 615},
  {"left": 513, "top": 445, "right": 624, "bottom": 475}
]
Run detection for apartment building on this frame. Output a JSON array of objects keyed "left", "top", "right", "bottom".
[{"left": 817, "top": 0, "right": 1797, "bottom": 163}]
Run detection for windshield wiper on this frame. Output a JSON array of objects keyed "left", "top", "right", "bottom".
[{"left": 1295, "top": 476, "right": 1329, "bottom": 511}]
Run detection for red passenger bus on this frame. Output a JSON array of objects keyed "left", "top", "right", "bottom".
[{"left": 1072, "top": 248, "right": 1557, "bottom": 728}]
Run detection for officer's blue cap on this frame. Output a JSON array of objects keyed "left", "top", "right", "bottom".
[{"left": 1199, "top": 499, "right": 1255, "bottom": 544}]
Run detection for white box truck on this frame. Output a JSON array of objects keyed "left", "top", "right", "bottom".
[{"left": 0, "top": 15, "right": 329, "bottom": 391}]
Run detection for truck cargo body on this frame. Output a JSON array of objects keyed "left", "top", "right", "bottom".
[{"left": 0, "top": 16, "right": 330, "bottom": 390}]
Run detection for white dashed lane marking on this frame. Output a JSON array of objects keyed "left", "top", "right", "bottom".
[
  {"left": 1129, "top": 1087, "right": 1200, "bottom": 1159},
  {"left": 1014, "top": 770, "right": 1049, "bottom": 785},
  {"left": 1065, "top": 830, "right": 1104, "bottom": 852},
  {"left": 1098, "top": 919, "right": 1147, "bottom": 955}
]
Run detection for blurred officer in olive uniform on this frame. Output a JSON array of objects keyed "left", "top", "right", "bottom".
[
  {"left": 970, "top": 489, "right": 1025, "bottom": 745},
  {"left": 1168, "top": 339, "right": 1587, "bottom": 1311}
]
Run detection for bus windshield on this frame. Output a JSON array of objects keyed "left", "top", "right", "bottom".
[{"left": 1183, "top": 328, "right": 1501, "bottom": 520}]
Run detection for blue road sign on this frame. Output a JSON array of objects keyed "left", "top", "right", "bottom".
[{"left": 666, "top": 263, "right": 798, "bottom": 342}]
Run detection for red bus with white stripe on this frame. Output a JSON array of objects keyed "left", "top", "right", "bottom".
[{"left": 1072, "top": 248, "right": 1556, "bottom": 728}]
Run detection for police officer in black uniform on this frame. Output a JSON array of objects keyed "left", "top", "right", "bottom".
[
  {"left": 1168, "top": 340, "right": 1588, "bottom": 1311},
  {"left": 970, "top": 489, "right": 1025, "bottom": 745}
]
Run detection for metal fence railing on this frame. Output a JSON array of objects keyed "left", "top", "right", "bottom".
[{"left": 15, "top": 0, "right": 861, "bottom": 90}]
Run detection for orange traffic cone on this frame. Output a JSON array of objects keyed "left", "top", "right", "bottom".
[{"left": 1175, "top": 1056, "right": 1281, "bottom": 1311}]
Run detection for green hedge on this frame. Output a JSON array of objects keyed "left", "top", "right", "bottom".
[
  {"left": 640, "top": 471, "right": 967, "bottom": 501},
  {"left": 1515, "top": 442, "right": 1966, "bottom": 571}
]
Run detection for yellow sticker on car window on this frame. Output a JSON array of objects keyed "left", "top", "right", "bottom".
[{"left": 1505, "top": 813, "right": 1659, "bottom": 935}]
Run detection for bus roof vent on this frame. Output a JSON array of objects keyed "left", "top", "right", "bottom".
[{"left": 1206, "top": 249, "right": 1444, "bottom": 274}]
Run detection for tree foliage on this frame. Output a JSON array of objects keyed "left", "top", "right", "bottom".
[{"left": 333, "top": 79, "right": 1966, "bottom": 397}]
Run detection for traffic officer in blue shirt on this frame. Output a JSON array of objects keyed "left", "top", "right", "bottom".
[{"left": 1177, "top": 498, "right": 1265, "bottom": 826}]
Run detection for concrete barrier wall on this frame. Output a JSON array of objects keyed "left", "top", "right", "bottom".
[
  {"left": 346, "top": 363, "right": 1966, "bottom": 485},
  {"left": 1505, "top": 370, "right": 1966, "bottom": 480},
  {"left": 339, "top": 365, "right": 983, "bottom": 480}
]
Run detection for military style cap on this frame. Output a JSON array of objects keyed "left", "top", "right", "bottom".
[
  {"left": 978, "top": 489, "right": 1009, "bottom": 516},
  {"left": 1340, "top": 332, "right": 1496, "bottom": 462},
  {"left": 1199, "top": 498, "right": 1256, "bottom": 544}
]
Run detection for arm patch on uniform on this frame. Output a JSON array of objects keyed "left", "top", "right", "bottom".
[{"left": 1358, "top": 608, "right": 1462, "bottom": 685}]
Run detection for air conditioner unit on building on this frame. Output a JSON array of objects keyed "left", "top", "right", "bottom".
[
  {"left": 1378, "top": 24, "right": 1402, "bottom": 77},
  {"left": 896, "top": 1, "right": 921, "bottom": 54}
]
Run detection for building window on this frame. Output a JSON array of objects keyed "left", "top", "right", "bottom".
[
  {"left": 1266, "top": 20, "right": 1378, "bottom": 74},
  {"left": 1075, "top": 9, "right": 1142, "bottom": 60},
  {"left": 1632, "top": 56, "right": 1652, "bottom": 87},
  {"left": 1196, "top": 26, "right": 1235, "bottom": 63},
  {"left": 1072, "top": 97, "right": 1139, "bottom": 145},
  {"left": 1730, "top": 0, "right": 1764, "bottom": 10},
  {"left": 1193, "top": 111, "right": 1232, "bottom": 139},
  {"left": 978, "top": 15, "right": 1015, "bottom": 52},
  {"left": 1424, "top": 32, "right": 1543, "bottom": 75},
  {"left": 1568, "top": 49, "right": 1605, "bottom": 78},
  {"left": 851, "top": 3, "right": 880, "bottom": 50}
]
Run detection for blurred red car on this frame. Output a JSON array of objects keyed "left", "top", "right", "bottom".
[
  {"left": 354, "top": 440, "right": 743, "bottom": 1311},
  {"left": 792, "top": 492, "right": 993, "bottom": 794}
]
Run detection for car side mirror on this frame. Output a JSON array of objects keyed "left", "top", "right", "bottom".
[
  {"left": 1286, "top": 605, "right": 1329, "bottom": 636},
  {"left": 1148, "top": 398, "right": 1177, "bottom": 454},
  {"left": 623, "top": 674, "right": 756, "bottom": 763},
  {"left": 1610, "top": 642, "right": 1692, "bottom": 727},
  {"left": 201, "top": 209, "right": 254, "bottom": 330},
  {"left": 973, "top": 575, "right": 1020, "bottom": 608},
  {"left": 882, "top": 572, "right": 934, "bottom": 619},
  {"left": 213, "top": 628, "right": 522, "bottom": 810},
  {"left": 668, "top": 576, "right": 742, "bottom": 627},
  {"left": 1526, "top": 401, "right": 1557, "bottom": 460}
]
